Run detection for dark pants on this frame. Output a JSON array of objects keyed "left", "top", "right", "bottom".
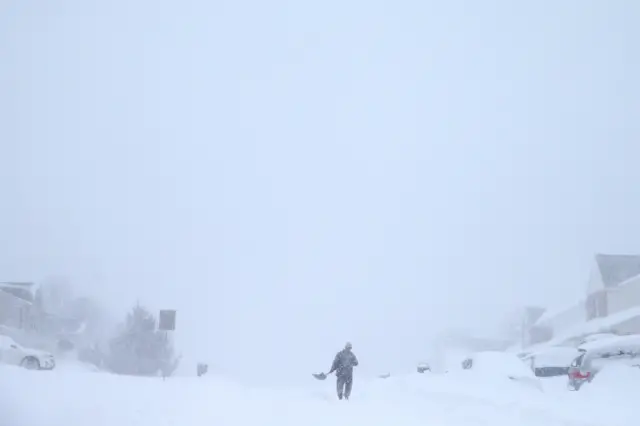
[{"left": 336, "top": 374, "right": 353, "bottom": 399}]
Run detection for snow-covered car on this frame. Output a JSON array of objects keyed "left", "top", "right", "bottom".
[
  {"left": 521, "top": 346, "right": 582, "bottom": 377},
  {"left": 0, "top": 334, "right": 56, "bottom": 370},
  {"left": 577, "top": 333, "right": 620, "bottom": 345},
  {"left": 416, "top": 362, "right": 431, "bottom": 373},
  {"left": 460, "top": 351, "right": 543, "bottom": 391},
  {"left": 567, "top": 335, "right": 640, "bottom": 391},
  {"left": 562, "top": 332, "right": 619, "bottom": 347}
]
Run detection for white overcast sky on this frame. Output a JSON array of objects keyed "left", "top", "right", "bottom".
[{"left": 1, "top": 0, "right": 638, "bottom": 383}]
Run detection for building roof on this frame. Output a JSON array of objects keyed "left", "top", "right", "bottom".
[
  {"left": 534, "top": 300, "right": 585, "bottom": 326},
  {"left": 0, "top": 282, "right": 34, "bottom": 288},
  {"left": 595, "top": 253, "right": 640, "bottom": 287},
  {"left": 518, "top": 306, "right": 640, "bottom": 352},
  {"left": 0, "top": 282, "right": 35, "bottom": 303}
]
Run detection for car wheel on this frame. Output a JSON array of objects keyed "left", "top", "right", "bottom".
[{"left": 21, "top": 357, "right": 41, "bottom": 370}]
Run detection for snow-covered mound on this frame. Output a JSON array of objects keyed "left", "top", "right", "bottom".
[
  {"left": 0, "top": 362, "right": 632, "bottom": 426},
  {"left": 449, "top": 351, "right": 543, "bottom": 392},
  {"left": 582, "top": 364, "right": 640, "bottom": 394},
  {"left": 460, "top": 351, "right": 536, "bottom": 377},
  {"left": 53, "top": 358, "right": 102, "bottom": 373},
  {"left": 360, "top": 369, "right": 544, "bottom": 409},
  {"left": 552, "top": 364, "right": 640, "bottom": 425}
]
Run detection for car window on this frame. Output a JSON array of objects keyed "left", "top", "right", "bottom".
[{"left": 571, "top": 353, "right": 585, "bottom": 367}]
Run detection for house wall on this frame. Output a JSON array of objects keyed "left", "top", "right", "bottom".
[
  {"left": 585, "top": 259, "right": 606, "bottom": 320},
  {"left": 0, "top": 291, "right": 31, "bottom": 329},
  {"left": 587, "top": 259, "right": 605, "bottom": 294},
  {"left": 587, "top": 290, "right": 609, "bottom": 320},
  {"left": 607, "top": 275, "right": 640, "bottom": 315}
]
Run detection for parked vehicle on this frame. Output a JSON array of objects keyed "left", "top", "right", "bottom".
[
  {"left": 416, "top": 362, "right": 431, "bottom": 373},
  {"left": 459, "top": 351, "right": 543, "bottom": 391},
  {"left": 577, "top": 333, "right": 620, "bottom": 345},
  {"left": 0, "top": 334, "right": 56, "bottom": 370},
  {"left": 521, "top": 346, "right": 581, "bottom": 378},
  {"left": 562, "top": 332, "right": 619, "bottom": 347},
  {"left": 567, "top": 335, "right": 640, "bottom": 391}
]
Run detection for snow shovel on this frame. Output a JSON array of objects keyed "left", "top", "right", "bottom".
[{"left": 312, "top": 372, "right": 327, "bottom": 380}]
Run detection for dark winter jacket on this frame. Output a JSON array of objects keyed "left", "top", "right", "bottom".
[{"left": 328, "top": 349, "right": 358, "bottom": 377}]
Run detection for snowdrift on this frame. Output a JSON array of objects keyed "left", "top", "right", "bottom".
[
  {"left": 581, "top": 364, "right": 640, "bottom": 395},
  {"left": 0, "top": 362, "right": 634, "bottom": 426}
]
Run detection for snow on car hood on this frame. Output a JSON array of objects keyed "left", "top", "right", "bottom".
[
  {"left": 23, "top": 347, "right": 54, "bottom": 358},
  {"left": 526, "top": 347, "right": 581, "bottom": 368},
  {"left": 467, "top": 351, "right": 537, "bottom": 379}
]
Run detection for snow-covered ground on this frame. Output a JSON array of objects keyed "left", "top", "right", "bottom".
[{"left": 1, "top": 362, "right": 636, "bottom": 426}]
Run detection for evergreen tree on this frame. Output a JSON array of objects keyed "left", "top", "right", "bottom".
[{"left": 106, "top": 304, "right": 179, "bottom": 376}]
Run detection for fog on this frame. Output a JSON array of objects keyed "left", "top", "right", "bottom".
[{"left": 1, "top": 0, "right": 638, "bottom": 384}]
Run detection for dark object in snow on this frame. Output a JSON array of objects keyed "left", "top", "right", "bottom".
[
  {"left": 378, "top": 373, "right": 391, "bottom": 379},
  {"left": 312, "top": 372, "right": 327, "bottom": 380},
  {"left": 534, "top": 366, "right": 569, "bottom": 377},
  {"left": 197, "top": 363, "right": 209, "bottom": 377},
  {"left": 417, "top": 363, "right": 431, "bottom": 373}
]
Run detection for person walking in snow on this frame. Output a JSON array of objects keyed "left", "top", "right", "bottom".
[{"left": 327, "top": 342, "right": 359, "bottom": 400}]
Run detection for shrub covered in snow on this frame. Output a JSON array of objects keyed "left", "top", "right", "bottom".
[{"left": 106, "top": 304, "right": 180, "bottom": 377}]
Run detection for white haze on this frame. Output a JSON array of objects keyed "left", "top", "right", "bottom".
[{"left": 1, "top": 0, "right": 638, "bottom": 384}]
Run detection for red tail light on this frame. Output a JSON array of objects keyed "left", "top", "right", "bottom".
[{"left": 570, "top": 370, "right": 590, "bottom": 379}]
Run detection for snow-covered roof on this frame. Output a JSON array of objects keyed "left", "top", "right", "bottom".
[
  {"left": 595, "top": 253, "right": 640, "bottom": 288},
  {"left": 534, "top": 301, "right": 585, "bottom": 326},
  {"left": 0, "top": 282, "right": 35, "bottom": 290},
  {"left": 613, "top": 272, "right": 640, "bottom": 289},
  {"left": 0, "top": 282, "right": 35, "bottom": 304},
  {"left": 530, "top": 307, "right": 640, "bottom": 350},
  {"left": 579, "top": 307, "right": 640, "bottom": 334}
]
